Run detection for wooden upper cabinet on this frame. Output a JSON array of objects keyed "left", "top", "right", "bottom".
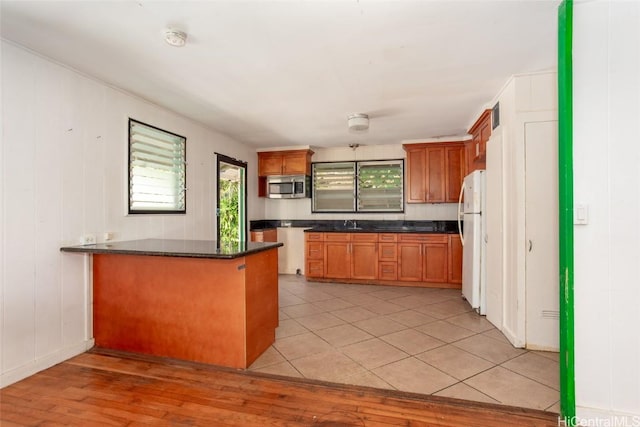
[
  {"left": 467, "top": 109, "right": 492, "bottom": 172},
  {"left": 445, "top": 145, "right": 465, "bottom": 203},
  {"left": 259, "top": 155, "right": 285, "bottom": 176},
  {"left": 405, "top": 148, "right": 426, "bottom": 203},
  {"left": 404, "top": 142, "right": 465, "bottom": 204},
  {"left": 258, "top": 149, "right": 314, "bottom": 176},
  {"left": 425, "top": 147, "right": 445, "bottom": 203}
]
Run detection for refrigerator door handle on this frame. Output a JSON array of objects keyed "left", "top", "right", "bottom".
[
  {"left": 528, "top": 240, "right": 533, "bottom": 252},
  {"left": 457, "top": 184, "right": 465, "bottom": 246}
]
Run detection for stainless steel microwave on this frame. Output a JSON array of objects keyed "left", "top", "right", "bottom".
[{"left": 267, "top": 175, "right": 310, "bottom": 199}]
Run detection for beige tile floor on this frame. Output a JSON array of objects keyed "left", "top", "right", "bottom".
[{"left": 249, "top": 274, "right": 560, "bottom": 413}]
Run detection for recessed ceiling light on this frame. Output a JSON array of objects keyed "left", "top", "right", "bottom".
[{"left": 164, "top": 29, "right": 187, "bottom": 47}]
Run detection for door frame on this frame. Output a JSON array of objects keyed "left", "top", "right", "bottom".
[
  {"left": 215, "top": 153, "right": 248, "bottom": 242},
  {"left": 558, "top": 0, "right": 576, "bottom": 421}
]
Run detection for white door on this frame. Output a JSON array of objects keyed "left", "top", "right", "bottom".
[
  {"left": 485, "top": 129, "right": 504, "bottom": 328},
  {"left": 524, "top": 120, "right": 559, "bottom": 350}
]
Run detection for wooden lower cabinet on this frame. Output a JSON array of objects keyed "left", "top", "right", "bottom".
[
  {"left": 324, "top": 240, "right": 351, "bottom": 279},
  {"left": 250, "top": 228, "right": 277, "bottom": 242},
  {"left": 398, "top": 243, "right": 422, "bottom": 281},
  {"left": 305, "top": 231, "right": 462, "bottom": 288},
  {"left": 423, "top": 242, "right": 448, "bottom": 283},
  {"left": 305, "top": 233, "right": 324, "bottom": 278},
  {"left": 448, "top": 234, "right": 463, "bottom": 284},
  {"left": 351, "top": 241, "right": 378, "bottom": 280},
  {"left": 378, "top": 262, "right": 397, "bottom": 280}
]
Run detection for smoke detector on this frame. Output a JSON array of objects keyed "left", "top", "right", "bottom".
[
  {"left": 164, "top": 29, "right": 187, "bottom": 47},
  {"left": 348, "top": 113, "right": 369, "bottom": 131}
]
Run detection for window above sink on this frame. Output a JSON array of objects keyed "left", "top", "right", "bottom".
[{"left": 311, "top": 159, "right": 404, "bottom": 213}]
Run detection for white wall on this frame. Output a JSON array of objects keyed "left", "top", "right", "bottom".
[
  {"left": 264, "top": 143, "right": 460, "bottom": 221},
  {"left": 487, "top": 71, "right": 558, "bottom": 348},
  {"left": 573, "top": 1, "right": 640, "bottom": 422},
  {"left": 0, "top": 41, "right": 261, "bottom": 387}
]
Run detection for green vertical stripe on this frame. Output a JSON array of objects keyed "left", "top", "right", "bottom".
[{"left": 558, "top": 0, "right": 576, "bottom": 422}]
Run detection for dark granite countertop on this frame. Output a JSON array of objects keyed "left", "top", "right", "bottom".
[
  {"left": 250, "top": 219, "right": 460, "bottom": 234},
  {"left": 60, "top": 238, "right": 283, "bottom": 259},
  {"left": 303, "top": 226, "right": 457, "bottom": 234}
]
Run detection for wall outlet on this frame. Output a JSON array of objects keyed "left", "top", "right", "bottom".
[
  {"left": 81, "top": 234, "right": 96, "bottom": 245},
  {"left": 103, "top": 232, "right": 114, "bottom": 241}
]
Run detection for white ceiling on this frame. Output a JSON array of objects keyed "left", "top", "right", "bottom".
[{"left": 0, "top": 1, "right": 559, "bottom": 149}]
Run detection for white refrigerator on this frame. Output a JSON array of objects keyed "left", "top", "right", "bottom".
[{"left": 458, "top": 170, "right": 486, "bottom": 314}]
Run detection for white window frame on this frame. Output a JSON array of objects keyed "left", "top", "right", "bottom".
[{"left": 128, "top": 118, "right": 186, "bottom": 214}]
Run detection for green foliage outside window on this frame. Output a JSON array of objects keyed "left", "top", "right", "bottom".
[{"left": 219, "top": 179, "right": 239, "bottom": 242}]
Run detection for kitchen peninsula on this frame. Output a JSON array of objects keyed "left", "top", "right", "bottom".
[{"left": 60, "top": 239, "right": 283, "bottom": 369}]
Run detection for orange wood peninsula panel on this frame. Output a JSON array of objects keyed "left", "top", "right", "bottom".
[{"left": 93, "top": 250, "right": 278, "bottom": 369}]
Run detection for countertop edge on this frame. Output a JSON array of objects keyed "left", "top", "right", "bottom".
[{"left": 60, "top": 241, "right": 284, "bottom": 259}]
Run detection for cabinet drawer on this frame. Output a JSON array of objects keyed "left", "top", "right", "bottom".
[
  {"left": 306, "top": 242, "right": 324, "bottom": 259},
  {"left": 398, "top": 233, "right": 448, "bottom": 243},
  {"left": 324, "top": 233, "right": 351, "bottom": 242},
  {"left": 378, "top": 243, "right": 397, "bottom": 261},
  {"left": 378, "top": 233, "right": 398, "bottom": 242},
  {"left": 251, "top": 229, "right": 277, "bottom": 242},
  {"left": 378, "top": 262, "right": 398, "bottom": 281},
  {"left": 305, "top": 232, "right": 324, "bottom": 242},
  {"left": 306, "top": 260, "right": 324, "bottom": 278},
  {"left": 351, "top": 233, "right": 378, "bottom": 242}
]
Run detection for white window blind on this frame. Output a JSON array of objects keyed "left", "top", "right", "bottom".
[
  {"left": 129, "top": 119, "right": 186, "bottom": 213},
  {"left": 312, "top": 162, "right": 356, "bottom": 212},
  {"left": 312, "top": 160, "right": 404, "bottom": 213},
  {"left": 357, "top": 160, "right": 403, "bottom": 212}
]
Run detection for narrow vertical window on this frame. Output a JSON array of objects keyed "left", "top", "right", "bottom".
[{"left": 128, "top": 119, "right": 186, "bottom": 213}]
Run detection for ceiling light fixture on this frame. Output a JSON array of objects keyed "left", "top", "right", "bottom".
[
  {"left": 164, "top": 29, "right": 187, "bottom": 47},
  {"left": 348, "top": 113, "right": 369, "bottom": 131}
]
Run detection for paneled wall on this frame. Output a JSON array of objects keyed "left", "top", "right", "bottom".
[
  {"left": 573, "top": 1, "right": 640, "bottom": 421},
  {"left": 0, "top": 41, "right": 261, "bottom": 386}
]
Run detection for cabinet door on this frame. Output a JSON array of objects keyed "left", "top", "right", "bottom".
[
  {"left": 282, "top": 152, "right": 309, "bottom": 175},
  {"left": 423, "top": 242, "right": 448, "bottom": 283},
  {"left": 258, "top": 153, "right": 283, "bottom": 176},
  {"left": 398, "top": 243, "right": 422, "bottom": 281},
  {"left": 445, "top": 145, "right": 465, "bottom": 203},
  {"left": 324, "top": 241, "right": 351, "bottom": 279},
  {"left": 425, "top": 147, "right": 445, "bottom": 202},
  {"left": 351, "top": 242, "right": 378, "bottom": 280},
  {"left": 406, "top": 148, "right": 426, "bottom": 203},
  {"left": 448, "top": 234, "right": 463, "bottom": 284}
]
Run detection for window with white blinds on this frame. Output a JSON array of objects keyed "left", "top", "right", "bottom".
[
  {"left": 313, "top": 162, "right": 356, "bottom": 212},
  {"left": 357, "top": 160, "right": 403, "bottom": 212},
  {"left": 312, "top": 159, "right": 404, "bottom": 213},
  {"left": 128, "top": 119, "right": 186, "bottom": 214}
]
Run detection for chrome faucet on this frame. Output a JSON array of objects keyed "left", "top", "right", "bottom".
[{"left": 343, "top": 219, "right": 358, "bottom": 229}]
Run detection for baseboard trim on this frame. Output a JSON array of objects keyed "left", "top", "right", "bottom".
[{"left": 1, "top": 339, "right": 95, "bottom": 388}]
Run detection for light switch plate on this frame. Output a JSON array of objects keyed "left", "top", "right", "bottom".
[{"left": 574, "top": 204, "right": 589, "bottom": 225}]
